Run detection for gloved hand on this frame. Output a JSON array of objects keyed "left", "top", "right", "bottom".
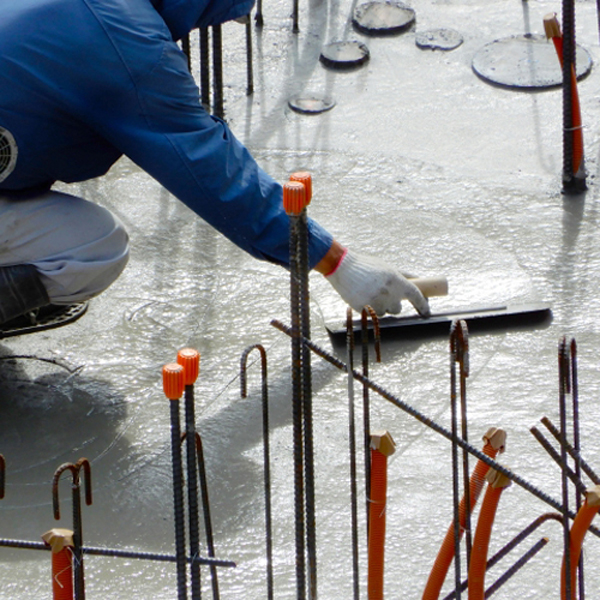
[{"left": 325, "top": 250, "right": 430, "bottom": 317}]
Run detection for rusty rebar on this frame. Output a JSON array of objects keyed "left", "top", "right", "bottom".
[
  {"left": 442, "top": 512, "right": 562, "bottom": 599},
  {"left": 240, "top": 344, "right": 273, "bottom": 600},
  {"left": 346, "top": 308, "right": 360, "bottom": 600},
  {"left": 270, "top": 319, "right": 600, "bottom": 538},
  {"left": 530, "top": 426, "right": 586, "bottom": 495},
  {"left": 212, "top": 25, "right": 223, "bottom": 119},
  {"left": 0, "top": 454, "right": 5, "bottom": 499},
  {"left": 540, "top": 416, "right": 600, "bottom": 485},
  {"left": 199, "top": 28, "right": 210, "bottom": 110},
  {"left": 52, "top": 458, "right": 92, "bottom": 600},
  {"left": 0, "top": 538, "right": 235, "bottom": 567},
  {"left": 194, "top": 432, "right": 220, "bottom": 600},
  {"left": 169, "top": 398, "right": 188, "bottom": 600},
  {"left": 361, "top": 306, "right": 381, "bottom": 535},
  {"left": 245, "top": 18, "right": 254, "bottom": 96}
]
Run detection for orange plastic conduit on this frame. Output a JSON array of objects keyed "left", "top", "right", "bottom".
[
  {"left": 422, "top": 428, "right": 506, "bottom": 600},
  {"left": 467, "top": 469, "right": 511, "bottom": 600},
  {"left": 368, "top": 431, "right": 396, "bottom": 600},
  {"left": 543, "top": 13, "right": 584, "bottom": 177},
  {"left": 42, "top": 529, "right": 74, "bottom": 600},
  {"left": 560, "top": 485, "right": 600, "bottom": 600}
]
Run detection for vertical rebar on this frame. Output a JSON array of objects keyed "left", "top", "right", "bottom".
[
  {"left": 346, "top": 308, "right": 360, "bottom": 600},
  {"left": 255, "top": 0, "right": 264, "bottom": 27},
  {"left": 170, "top": 398, "right": 189, "bottom": 600},
  {"left": 184, "top": 390, "right": 201, "bottom": 599},
  {"left": 361, "top": 306, "right": 381, "bottom": 536},
  {"left": 245, "top": 19, "right": 254, "bottom": 96},
  {"left": 449, "top": 321, "right": 462, "bottom": 598},
  {"left": 195, "top": 433, "right": 220, "bottom": 600},
  {"left": 570, "top": 339, "right": 585, "bottom": 599},
  {"left": 559, "top": 338, "right": 572, "bottom": 600},
  {"left": 212, "top": 25, "right": 224, "bottom": 119},
  {"left": 0, "top": 454, "right": 5, "bottom": 499},
  {"left": 288, "top": 204, "right": 306, "bottom": 600},
  {"left": 199, "top": 28, "right": 210, "bottom": 110},
  {"left": 182, "top": 34, "right": 192, "bottom": 73},
  {"left": 241, "top": 345, "right": 273, "bottom": 600},
  {"left": 292, "top": 0, "right": 300, "bottom": 33}
]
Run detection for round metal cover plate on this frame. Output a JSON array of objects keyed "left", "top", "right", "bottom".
[
  {"left": 415, "top": 28, "right": 463, "bottom": 51},
  {"left": 352, "top": 1, "right": 415, "bottom": 36},
  {"left": 472, "top": 33, "right": 593, "bottom": 89},
  {"left": 288, "top": 95, "right": 336, "bottom": 115},
  {"left": 320, "top": 41, "right": 370, "bottom": 69}
]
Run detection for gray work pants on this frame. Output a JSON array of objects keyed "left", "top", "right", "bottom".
[{"left": 0, "top": 191, "right": 129, "bottom": 303}]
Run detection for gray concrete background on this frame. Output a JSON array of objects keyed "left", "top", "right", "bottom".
[{"left": 2, "top": 0, "right": 600, "bottom": 598}]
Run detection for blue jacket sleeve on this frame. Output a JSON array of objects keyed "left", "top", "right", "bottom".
[{"left": 89, "top": 21, "right": 332, "bottom": 269}]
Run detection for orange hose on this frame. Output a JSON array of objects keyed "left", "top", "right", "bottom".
[
  {"left": 550, "top": 33, "right": 584, "bottom": 176},
  {"left": 52, "top": 547, "right": 74, "bottom": 600},
  {"left": 368, "top": 447, "right": 388, "bottom": 600},
  {"left": 421, "top": 441, "right": 499, "bottom": 600},
  {"left": 560, "top": 492, "right": 600, "bottom": 600},
  {"left": 467, "top": 472, "right": 510, "bottom": 600}
]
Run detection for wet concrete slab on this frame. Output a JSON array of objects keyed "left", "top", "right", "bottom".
[{"left": 2, "top": 0, "right": 600, "bottom": 598}]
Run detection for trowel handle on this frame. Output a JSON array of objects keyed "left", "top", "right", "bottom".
[{"left": 408, "top": 277, "right": 448, "bottom": 298}]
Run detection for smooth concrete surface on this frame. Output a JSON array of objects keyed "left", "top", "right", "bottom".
[{"left": 2, "top": 0, "right": 600, "bottom": 598}]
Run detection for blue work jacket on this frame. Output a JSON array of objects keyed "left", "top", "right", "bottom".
[{"left": 0, "top": 0, "right": 332, "bottom": 267}]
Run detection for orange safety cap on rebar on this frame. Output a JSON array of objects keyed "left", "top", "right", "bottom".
[
  {"left": 282, "top": 180, "right": 307, "bottom": 216},
  {"left": 290, "top": 171, "right": 312, "bottom": 205},
  {"left": 177, "top": 348, "right": 200, "bottom": 385},
  {"left": 162, "top": 363, "right": 185, "bottom": 400}
]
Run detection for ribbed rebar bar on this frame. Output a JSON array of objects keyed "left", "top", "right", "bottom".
[
  {"left": 240, "top": 344, "right": 273, "bottom": 600},
  {"left": 530, "top": 427, "right": 586, "bottom": 495},
  {"left": 442, "top": 512, "right": 562, "bottom": 600},
  {"left": 245, "top": 19, "right": 254, "bottom": 96},
  {"left": 288, "top": 214, "right": 306, "bottom": 600},
  {"left": 270, "top": 320, "right": 600, "bottom": 538},
  {"left": 212, "top": 25, "right": 224, "bottom": 119},
  {"left": 346, "top": 309, "right": 360, "bottom": 600},
  {"left": 540, "top": 416, "right": 600, "bottom": 485},
  {"left": 449, "top": 324, "right": 462, "bottom": 599},
  {"left": 361, "top": 306, "right": 381, "bottom": 535},
  {"left": 485, "top": 537, "right": 549, "bottom": 598},
  {"left": 570, "top": 339, "right": 585, "bottom": 599},
  {"left": 184, "top": 384, "right": 202, "bottom": 600},
  {"left": 559, "top": 339, "right": 572, "bottom": 600},
  {"left": 0, "top": 454, "right": 5, "bottom": 499},
  {"left": 298, "top": 209, "right": 317, "bottom": 600},
  {"left": 0, "top": 538, "right": 235, "bottom": 566},
  {"left": 195, "top": 432, "right": 220, "bottom": 600},
  {"left": 170, "top": 399, "right": 188, "bottom": 600},
  {"left": 199, "top": 28, "right": 210, "bottom": 110}
]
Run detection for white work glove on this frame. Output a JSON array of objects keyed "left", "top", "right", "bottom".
[{"left": 326, "top": 251, "right": 430, "bottom": 317}]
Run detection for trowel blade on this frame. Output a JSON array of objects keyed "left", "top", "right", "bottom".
[{"left": 326, "top": 302, "right": 552, "bottom": 341}]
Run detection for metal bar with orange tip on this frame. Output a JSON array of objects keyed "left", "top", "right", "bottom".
[
  {"left": 177, "top": 348, "right": 203, "bottom": 600},
  {"left": 163, "top": 362, "right": 188, "bottom": 600}
]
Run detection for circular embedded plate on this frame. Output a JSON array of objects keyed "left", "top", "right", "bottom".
[
  {"left": 472, "top": 33, "right": 593, "bottom": 89},
  {"left": 320, "top": 41, "right": 370, "bottom": 69},
  {"left": 352, "top": 1, "right": 416, "bottom": 36},
  {"left": 415, "top": 28, "right": 463, "bottom": 51},
  {"left": 288, "top": 95, "right": 336, "bottom": 115}
]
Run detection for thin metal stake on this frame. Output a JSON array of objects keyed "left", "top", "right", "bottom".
[
  {"left": 346, "top": 308, "right": 360, "bottom": 600},
  {"left": 241, "top": 345, "right": 273, "bottom": 600}
]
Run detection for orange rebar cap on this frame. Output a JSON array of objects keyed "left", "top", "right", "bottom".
[
  {"left": 177, "top": 348, "right": 200, "bottom": 385},
  {"left": 163, "top": 363, "right": 185, "bottom": 400},
  {"left": 290, "top": 171, "right": 312, "bottom": 205},
  {"left": 283, "top": 180, "right": 307, "bottom": 216}
]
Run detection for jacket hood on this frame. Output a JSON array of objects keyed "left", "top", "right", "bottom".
[{"left": 152, "top": 0, "right": 255, "bottom": 41}]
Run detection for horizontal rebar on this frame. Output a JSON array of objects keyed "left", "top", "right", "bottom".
[
  {"left": 0, "top": 538, "right": 236, "bottom": 567},
  {"left": 270, "top": 319, "right": 600, "bottom": 539}
]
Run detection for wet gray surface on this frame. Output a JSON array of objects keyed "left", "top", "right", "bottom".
[{"left": 2, "top": 0, "right": 600, "bottom": 598}]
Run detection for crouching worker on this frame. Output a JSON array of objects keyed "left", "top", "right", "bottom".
[{"left": 0, "top": 0, "right": 430, "bottom": 329}]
